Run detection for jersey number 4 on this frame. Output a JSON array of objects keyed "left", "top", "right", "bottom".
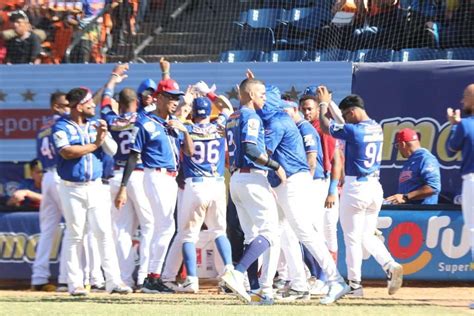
[
  {"left": 192, "top": 140, "right": 220, "bottom": 164},
  {"left": 40, "top": 137, "right": 55, "bottom": 159}
]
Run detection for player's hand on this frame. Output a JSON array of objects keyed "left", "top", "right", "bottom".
[
  {"left": 111, "top": 63, "right": 129, "bottom": 83},
  {"left": 167, "top": 119, "right": 187, "bottom": 132},
  {"left": 194, "top": 81, "right": 216, "bottom": 95},
  {"left": 115, "top": 187, "right": 127, "bottom": 209},
  {"left": 159, "top": 57, "right": 170, "bottom": 75},
  {"left": 94, "top": 120, "right": 107, "bottom": 146},
  {"left": 9, "top": 190, "right": 28, "bottom": 206},
  {"left": 182, "top": 85, "right": 195, "bottom": 105},
  {"left": 317, "top": 86, "right": 331, "bottom": 104},
  {"left": 324, "top": 194, "right": 337, "bottom": 209},
  {"left": 246, "top": 69, "right": 255, "bottom": 79},
  {"left": 446, "top": 107, "right": 461, "bottom": 125},
  {"left": 275, "top": 166, "right": 287, "bottom": 184},
  {"left": 385, "top": 194, "right": 406, "bottom": 205}
]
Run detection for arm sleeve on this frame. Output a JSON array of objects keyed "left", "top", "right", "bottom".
[
  {"left": 241, "top": 116, "right": 261, "bottom": 144},
  {"left": 301, "top": 124, "right": 319, "bottom": 153},
  {"left": 329, "top": 122, "right": 354, "bottom": 141},
  {"left": 52, "top": 124, "right": 70, "bottom": 151},
  {"left": 243, "top": 142, "right": 265, "bottom": 162},
  {"left": 102, "top": 132, "right": 118, "bottom": 156},
  {"left": 420, "top": 156, "right": 441, "bottom": 194},
  {"left": 446, "top": 123, "right": 464, "bottom": 157}
]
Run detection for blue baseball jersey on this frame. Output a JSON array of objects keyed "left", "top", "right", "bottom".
[
  {"left": 36, "top": 115, "right": 60, "bottom": 170},
  {"left": 398, "top": 148, "right": 441, "bottom": 204},
  {"left": 329, "top": 119, "right": 383, "bottom": 178},
  {"left": 130, "top": 113, "right": 183, "bottom": 170},
  {"left": 296, "top": 119, "right": 324, "bottom": 179},
  {"left": 182, "top": 120, "right": 226, "bottom": 179},
  {"left": 52, "top": 116, "right": 104, "bottom": 182},
  {"left": 101, "top": 105, "right": 144, "bottom": 169},
  {"left": 446, "top": 116, "right": 474, "bottom": 175},
  {"left": 226, "top": 107, "right": 268, "bottom": 171},
  {"left": 265, "top": 112, "right": 309, "bottom": 187}
]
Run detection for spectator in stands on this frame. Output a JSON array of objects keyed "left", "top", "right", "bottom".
[
  {"left": 385, "top": 128, "right": 441, "bottom": 205},
  {"left": 7, "top": 159, "right": 42, "bottom": 208},
  {"left": 4, "top": 10, "right": 42, "bottom": 64}
]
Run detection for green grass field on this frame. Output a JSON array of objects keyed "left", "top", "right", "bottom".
[{"left": 0, "top": 287, "right": 471, "bottom": 316}]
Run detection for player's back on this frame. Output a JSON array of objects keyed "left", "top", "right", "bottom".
[
  {"left": 102, "top": 110, "right": 139, "bottom": 165},
  {"left": 36, "top": 115, "right": 59, "bottom": 170},
  {"left": 182, "top": 123, "right": 226, "bottom": 179}
]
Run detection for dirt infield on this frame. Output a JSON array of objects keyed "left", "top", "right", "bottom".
[{"left": 0, "top": 284, "right": 472, "bottom": 315}]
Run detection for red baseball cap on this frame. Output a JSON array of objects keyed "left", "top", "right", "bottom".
[
  {"left": 156, "top": 79, "right": 184, "bottom": 96},
  {"left": 394, "top": 128, "right": 420, "bottom": 143}
]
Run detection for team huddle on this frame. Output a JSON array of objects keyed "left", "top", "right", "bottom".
[{"left": 30, "top": 61, "right": 474, "bottom": 306}]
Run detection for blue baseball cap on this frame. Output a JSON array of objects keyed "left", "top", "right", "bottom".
[
  {"left": 302, "top": 85, "right": 333, "bottom": 96},
  {"left": 193, "top": 97, "right": 212, "bottom": 118}
]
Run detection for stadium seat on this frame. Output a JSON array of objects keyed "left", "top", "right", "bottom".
[
  {"left": 353, "top": 49, "right": 394, "bottom": 62},
  {"left": 265, "top": 50, "right": 307, "bottom": 62},
  {"left": 394, "top": 48, "right": 441, "bottom": 62},
  {"left": 244, "top": 9, "right": 287, "bottom": 29},
  {"left": 306, "top": 50, "right": 351, "bottom": 62},
  {"left": 219, "top": 50, "right": 265, "bottom": 63},
  {"left": 443, "top": 48, "right": 474, "bottom": 61}
]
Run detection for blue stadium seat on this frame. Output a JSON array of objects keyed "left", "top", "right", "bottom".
[
  {"left": 353, "top": 49, "right": 394, "bottom": 62},
  {"left": 265, "top": 50, "right": 307, "bottom": 62},
  {"left": 244, "top": 9, "right": 287, "bottom": 29},
  {"left": 306, "top": 50, "right": 351, "bottom": 61},
  {"left": 219, "top": 50, "right": 265, "bottom": 63},
  {"left": 444, "top": 48, "right": 474, "bottom": 60},
  {"left": 281, "top": 7, "right": 316, "bottom": 25},
  {"left": 394, "top": 48, "right": 440, "bottom": 61}
]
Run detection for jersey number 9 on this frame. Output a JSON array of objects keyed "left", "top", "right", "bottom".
[{"left": 192, "top": 140, "right": 220, "bottom": 164}]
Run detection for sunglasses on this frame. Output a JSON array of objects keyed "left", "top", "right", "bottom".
[{"left": 162, "top": 93, "right": 181, "bottom": 101}]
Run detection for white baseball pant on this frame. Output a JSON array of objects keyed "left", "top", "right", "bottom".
[
  {"left": 82, "top": 228, "right": 105, "bottom": 287},
  {"left": 312, "top": 178, "right": 339, "bottom": 253},
  {"left": 110, "top": 169, "right": 154, "bottom": 286},
  {"left": 339, "top": 176, "right": 395, "bottom": 282},
  {"left": 59, "top": 179, "right": 122, "bottom": 292},
  {"left": 274, "top": 171, "right": 343, "bottom": 284},
  {"left": 144, "top": 168, "right": 178, "bottom": 274},
  {"left": 230, "top": 169, "right": 279, "bottom": 294},
  {"left": 462, "top": 173, "right": 474, "bottom": 261},
  {"left": 31, "top": 169, "right": 67, "bottom": 285}
]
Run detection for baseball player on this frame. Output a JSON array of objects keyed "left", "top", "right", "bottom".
[
  {"left": 446, "top": 84, "right": 474, "bottom": 309},
  {"left": 52, "top": 87, "right": 131, "bottom": 296},
  {"left": 166, "top": 97, "right": 234, "bottom": 293},
  {"left": 31, "top": 92, "right": 69, "bottom": 292},
  {"left": 114, "top": 78, "right": 194, "bottom": 294},
  {"left": 222, "top": 77, "right": 285, "bottom": 304},
  {"left": 386, "top": 128, "right": 441, "bottom": 205},
  {"left": 258, "top": 85, "right": 349, "bottom": 305},
  {"left": 317, "top": 87, "right": 403, "bottom": 296},
  {"left": 101, "top": 64, "right": 154, "bottom": 290}
]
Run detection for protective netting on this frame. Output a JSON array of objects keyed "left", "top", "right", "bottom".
[{"left": 0, "top": 0, "right": 473, "bottom": 63}]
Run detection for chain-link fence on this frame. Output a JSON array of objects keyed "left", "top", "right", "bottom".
[{"left": 0, "top": 0, "right": 473, "bottom": 63}]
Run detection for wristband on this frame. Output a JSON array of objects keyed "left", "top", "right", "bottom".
[
  {"left": 403, "top": 194, "right": 410, "bottom": 202},
  {"left": 207, "top": 91, "right": 217, "bottom": 102},
  {"left": 328, "top": 179, "right": 338, "bottom": 195},
  {"left": 265, "top": 158, "right": 280, "bottom": 171},
  {"left": 162, "top": 71, "right": 170, "bottom": 75},
  {"left": 319, "top": 102, "right": 329, "bottom": 107},
  {"left": 111, "top": 72, "right": 120, "bottom": 78}
]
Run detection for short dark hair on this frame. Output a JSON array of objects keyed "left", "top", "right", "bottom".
[
  {"left": 29, "top": 158, "right": 41, "bottom": 171},
  {"left": 9, "top": 10, "right": 29, "bottom": 23},
  {"left": 339, "top": 94, "right": 365, "bottom": 111},
  {"left": 119, "top": 88, "right": 137, "bottom": 105},
  {"left": 239, "top": 78, "right": 265, "bottom": 94},
  {"left": 299, "top": 95, "right": 317, "bottom": 106},
  {"left": 66, "top": 87, "right": 89, "bottom": 108},
  {"left": 50, "top": 91, "right": 66, "bottom": 106}
]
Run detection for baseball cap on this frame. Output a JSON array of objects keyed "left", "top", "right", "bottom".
[
  {"left": 156, "top": 79, "right": 184, "bottom": 96},
  {"left": 302, "top": 85, "right": 333, "bottom": 96},
  {"left": 394, "top": 128, "right": 420, "bottom": 143},
  {"left": 192, "top": 97, "right": 212, "bottom": 118}
]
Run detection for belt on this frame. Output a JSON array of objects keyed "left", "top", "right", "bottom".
[
  {"left": 233, "top": 167, "right": 267, "bottom": 176},
  {"left": 189, "top": 177, "right": 224, "bottom": 183},
  {"left": 154, "top": 168, "right": 177, "bottom": 177},
  {"left": 62, "top": 179, "right": 100, "bottom": 187},
  {"left": 356, "top": 173, "right": 379, "bottom": 182},
  {"left": 113, "top": 166, "right": 144, "bottom": 172}
]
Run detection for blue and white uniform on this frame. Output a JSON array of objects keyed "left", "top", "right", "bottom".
[
  {"left": 446, "top": 115, "right": 474, "bottom": 263},
  {"left": 52, "top": 116, "right": 123, "bottom": 293},
  {"left": 130, "top": 112, "right": 183, "bottom": 276},
  {"left": 398, "top": 148, "right": 441, "bottom": 205},
  {"left": 101, "top": 102, "right": 154, "bottom": 288},
  {"left": 259, "top": 98, "right": 345, "bottom": 296},
  {"left": 329, "top": 119, "right": 397, "bottom": 283},
  {"left": 32, "top": 115, "right": 68, "bottom": 287},
  {"left": 225, "top": 106, "right": 279, "bottom": 296}
]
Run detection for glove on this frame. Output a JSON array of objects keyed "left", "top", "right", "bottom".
[{"left": 194, "top": 81, "right": 216, "bottom": 95}]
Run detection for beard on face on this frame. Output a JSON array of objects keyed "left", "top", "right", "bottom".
[{"left": 462, "top": 108, "right": 472, "bottom": 116}]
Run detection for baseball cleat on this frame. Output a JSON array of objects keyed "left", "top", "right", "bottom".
[
  {"left": 90, "top": 284, "right": 106, "bottom": 293},
  {"left": 31, "top": 283, "right": 56, "bottom": 292},
  {"left": 346, "top": 281, "right": 364, "bottom": 297},
  {"left": 142, "top": 277, "right": 175, "bottom": 294},
  {"left": 320, "top": 281, "right": 351, "bottom": 305},
  {"left": 175, "top": 276, "right": 199, "bottom": 293},
  {"left": 110, "top": 284, "right": 133, "bottom": 295},
  {"left": 220, "top": 269, "right": 251, "bottom": 303},
  {"left": 56, "top": 283, "right": 68, "bottom": 293},
  {"left": 386, "top": 261, "right": 403, "bottom": 295},
  {"left": 70, "top": 287, "right": 88, "bottom": 296},
  {"left": 249, "top": 289, "right": 274, "bottom": 305},
  {"left": 309, "top": 278, "right": 329, "bottom": 296},
  {"left": 276, "top": 288, "right": 311, "bottom": 301},
  {"left": 162, "top": 281, "right": 182, "bottom": 292}
]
